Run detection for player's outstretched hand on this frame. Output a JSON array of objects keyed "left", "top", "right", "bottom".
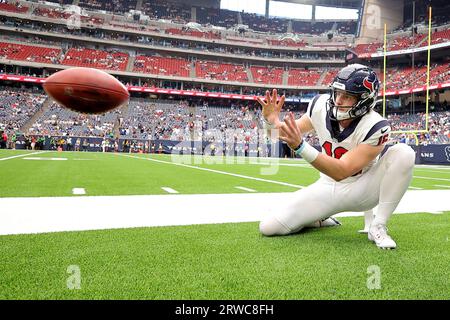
[
  {"left": 257, "top": 89, "right": 285, "bottom": 125},
  {"left": 279, "top": 112, "right": 303, "bottom": 150}
]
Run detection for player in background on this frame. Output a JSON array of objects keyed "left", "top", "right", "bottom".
[{"left": 257, "top": 64, "right": 415, "bottom": 249}]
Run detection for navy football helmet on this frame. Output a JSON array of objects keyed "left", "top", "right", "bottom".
[{"left": 328, "top": 64, "right": 380, "bottom": 121}]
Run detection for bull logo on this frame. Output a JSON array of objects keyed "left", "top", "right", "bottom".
[
  {"left": 363, "top": 76, "right": 376, "bottom": 92},
  {"left": 445, "top": 146, "right": 450, "bottom": 162}
]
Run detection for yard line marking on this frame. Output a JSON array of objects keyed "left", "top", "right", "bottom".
[
  {"left": 161, "top": 187, "right": 178, "bottom": 194},
  {"left": 72, "top": 188, "right": 86, "bottom": 195},
  {"left": 408, "top": 186, "right": 423, "bottom": 190},
  {"left": 434, "top": 185, "right": 450, "bottom": 189},
  {"left": 235, "top": 186, "right": 256, "bottom": 192},
  {"left": 23, "top": 157, "right": 67, "bottom": 161},
  {"left": 0, "top": 151, "right": 49, "bottom": 161},
  {"left": 118, "top": 154, "right": 304, "bottom": 189},
  {"left": 413, "top": 176, "right": 450, "bottom": 182}
]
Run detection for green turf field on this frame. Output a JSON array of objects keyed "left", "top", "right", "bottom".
[
  {"left": 0, "top": 213, "right": 448, "bottom": 299},
  {"left": 0, "top": 149, "right": 449, "bottom": 299},
  {"left": 0, "top": 149, "right": 449, "bottom": 197}
]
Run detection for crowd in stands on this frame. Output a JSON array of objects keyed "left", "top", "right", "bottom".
[
  {"left": 1, "top": 85, "right": 447, "bottom": 149},
  {"left": 61, "top": 47, "right": 129, "bottom": 71},
  {"left": 0, "top": 87, "right": 46, "bottom": 137},
  {"left": 120, "top": 100, "right": 192, "bottom": 141},
  {"left": 0, "top": 36, "right": 448, "bottom": 91},
  {"left": 0, "top": 0, "right": 448, "bottom": 58},
  {"left": 388, "top": 111, "right": 450, "bottom": 144},
  {"left": 119, "top": 100, "right": 259, "bottom": 145},
  {"left": 393, "top": 1, "right": 450, "bottom": 32},
  {"left": 78, "top": 0, "right": 137, "bottom": 14},
  {"left": 353, "top": 26, "right": 450, "bottom": 57},
  {"left": 0, "top": 15, "right": 349, "bottom": 61},
  {"left": 0, "top": 0, "right": 357, "bottom": 43},
  {"left": 385, "top": 61, "right": 450, "bottom": 90},
  {"left": 28, "top": 101, "right": 120, "bottom": 137}
]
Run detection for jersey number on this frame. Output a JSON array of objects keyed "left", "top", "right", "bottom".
[
  {"left": 377, "top": 134, "right": 389, "bottom": 146},
  {"left": 322, "top": 141, "right": 362, "bottom": 177},
  {"left": 322, "top": 141, "right": 348, "bottom": 159}
]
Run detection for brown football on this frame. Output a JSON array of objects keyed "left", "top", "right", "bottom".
[{"left": 42, "top": 67, "right": 129, "bottom": 114}]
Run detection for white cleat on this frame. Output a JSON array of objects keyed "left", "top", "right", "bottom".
[
  {"left": 306, "top": 217, "right": 342, "bottom": 228},
  {"left": 368, "top": 224, "right": 397, "bottom": 249}
]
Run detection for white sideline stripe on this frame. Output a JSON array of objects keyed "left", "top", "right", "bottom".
[
  {"left": 118, "top": 154, "right": 304, "bottom": 189},
  {"left": 257, "top": 162, "right": 312, "bottom": 168},
  {"left": 0, "top": 190, "right": 449, "bottom": 235},
  {"left": 415, "top": 169, "right": 450, "bottom": 174},
  {"left": 415, "top": 165, "right": 450, "bottom": 170},
  {"left": 0, "top": 151, "right": 48, "bottom": 161},
  {"left": 434, "top": 185, "right": 450, "bottom": 189},
  {"left": 413, "top": 175, "right": 450, "bottom": 182},
  {"left": 23, "top": 157, "right": 67, "bottom": 161},
  {"left": 408, "top": 186, "right": 422, "bottom": 190},
  {"left": 72, "top": 188, "right": 86, "bottom": 195},
  {"left": 235, "top": 186, "right": 256, "bottom": 192},
  {"left": 161, "top": 187, "right": 178, "bottom": 194}
]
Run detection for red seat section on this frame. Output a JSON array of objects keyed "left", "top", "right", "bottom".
[
  {"left": 251, "top": 66, "right": 284, "bottom": 85},
  {"left": 195, "top": 61, "right": 248, "bottom": 82},
  {"left": 0, "top": 42, "right": 61, "bottom": 64},
  {"left": 0, "top": 2, "right": 28, "bottom": 13},
  {"left": 133, "top": 55, "right": 190, "bottom": 77},
  {"left": 165, "top": 28, "right": 221, "bottom": 40},
  {"left": 61, "top": 48, "right": 128, "bottom": 71},
  {"left": 288, "top": 69, "right": 321, "bottom": 86},
  {"left": 267, "top": 39, "right": 307, "bottom": 48},
  {"left": 321, "top": 69, "right": 339, "bottom": 86},
  {"left": 353, "top": 43, "right": 382, "bottom": 56}
]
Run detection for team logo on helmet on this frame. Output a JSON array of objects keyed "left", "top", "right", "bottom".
[
  {"left": 363, "top": 72, "right": 378, "bottom": 93},
  {"left": 363, "top": 73, "right": 377, "bottom": 93}
]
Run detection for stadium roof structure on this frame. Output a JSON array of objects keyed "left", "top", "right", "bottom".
[{"left": 270, "top": 0, "right": 362, "bottom": 9}]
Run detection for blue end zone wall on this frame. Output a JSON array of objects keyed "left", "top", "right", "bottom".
[{"left": 410, "top": 144, "right": 450, "bottom": 165}]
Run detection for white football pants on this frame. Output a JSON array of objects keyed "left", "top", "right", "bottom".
[{"left": 259, "top": 143, "right": 416, "bottom": 236}]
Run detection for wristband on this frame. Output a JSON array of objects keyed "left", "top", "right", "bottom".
[
  {"left": 293, "top": 141, "right": 319, "bottom": 163},
  {"left": 293, "top": 140, "right": 305, "bottom": 154}
]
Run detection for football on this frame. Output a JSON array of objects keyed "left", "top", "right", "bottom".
[{"left": 42, "top": 67, "right": 129, "bottom": 114}]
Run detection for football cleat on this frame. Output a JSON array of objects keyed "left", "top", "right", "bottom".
[
  {"left": 368, "top": 223, "right": 397, "bottom": 249},
  {"left": 306, "top": 217, "right": 342, "bottom": 228}
]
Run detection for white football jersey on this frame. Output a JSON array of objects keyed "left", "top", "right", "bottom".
[{"left": 306, "top": 94, "right": 391, "bottom": 183}]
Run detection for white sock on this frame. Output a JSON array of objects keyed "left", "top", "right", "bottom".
[{"left": 373, "top": 144, "right": 415, "bottom": 226}]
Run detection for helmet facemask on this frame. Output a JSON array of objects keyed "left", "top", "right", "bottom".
[{"left": 329, "top": 83, "right": 378, "bottom": 121}]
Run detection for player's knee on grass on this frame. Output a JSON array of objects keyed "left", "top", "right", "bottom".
[
  {"left": 386, "top": 143, "right": 415, "bottom": 173},
  {"left": 259, "top": 217, "right": 292, "bottom": 236}
]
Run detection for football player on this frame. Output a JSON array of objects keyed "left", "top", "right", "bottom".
[{"left": 257, "top": 64, "right": 415, "bottom": 249}]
